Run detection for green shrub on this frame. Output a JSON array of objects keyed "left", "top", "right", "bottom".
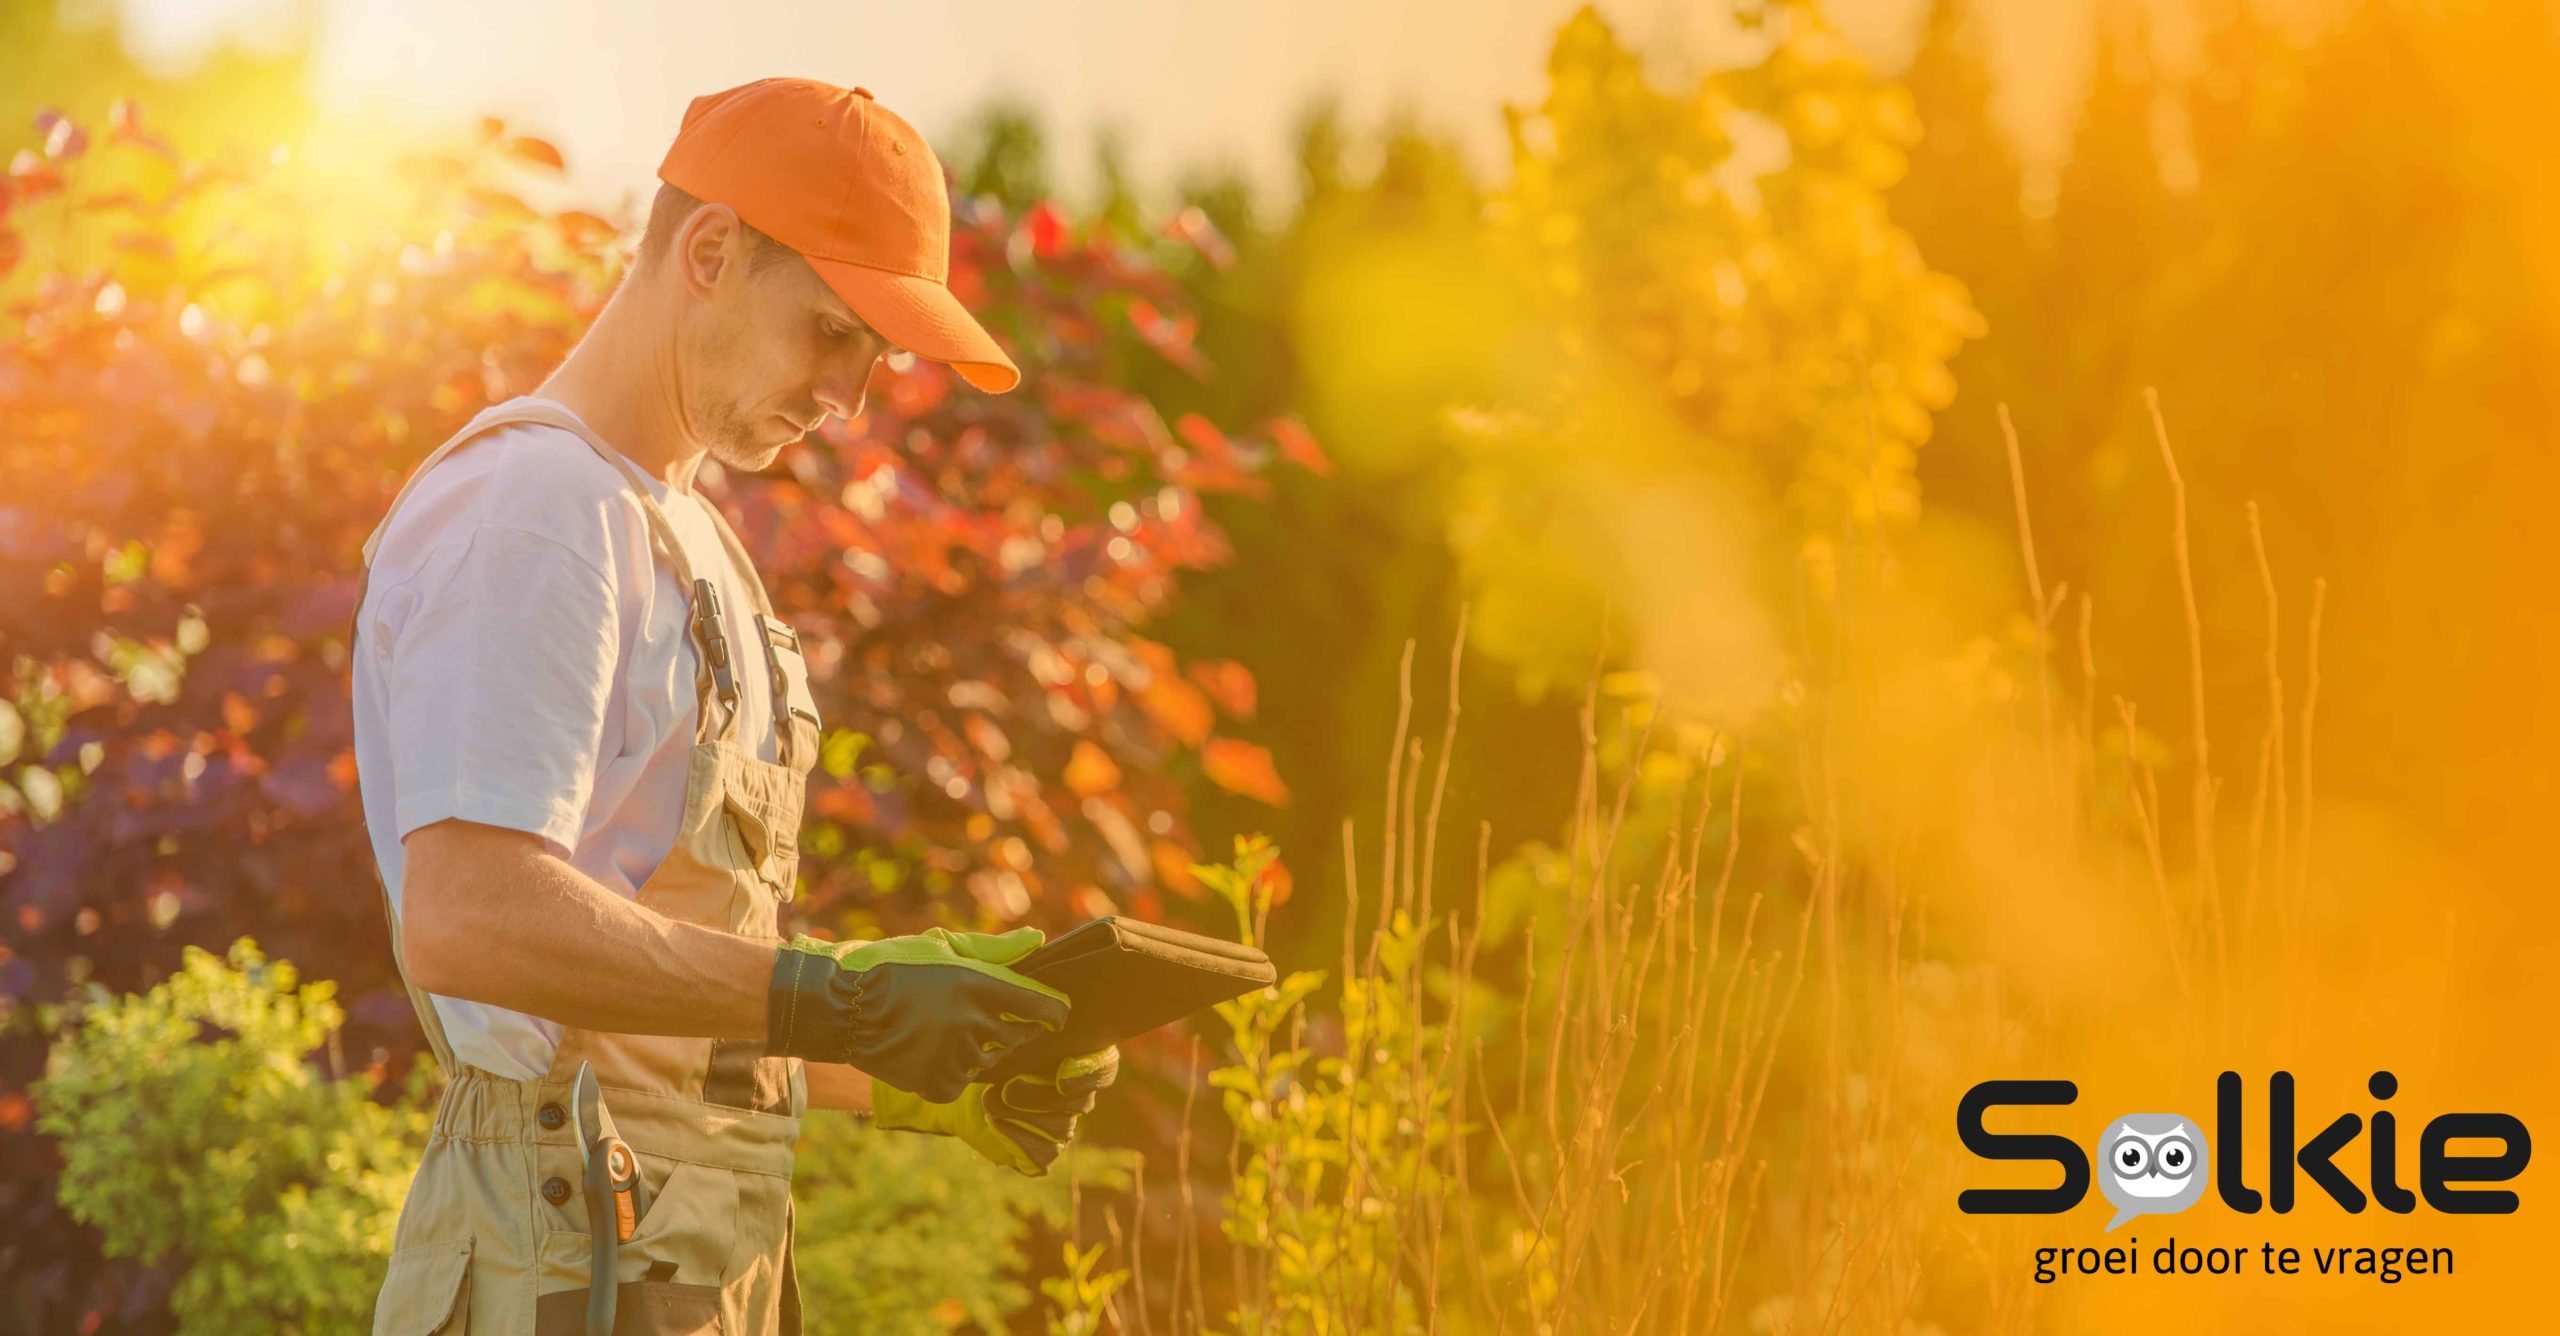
[
  {"left": 1036, "top": 1238, "right": 1128, "bottom": 1336},
  {"left": 793, "top": 1114, "right": 1130, "bottom": 1335},
  {"left": 1206, "top": 835, "right": 1452, "bottom": 1335},
  {"left": 34, "top": 940, "right": 429, "bottom": 1335}
]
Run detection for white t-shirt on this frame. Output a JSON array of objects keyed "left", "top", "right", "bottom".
[{"left": 352, "top": 399, "right": 781, "bottom": 1079}]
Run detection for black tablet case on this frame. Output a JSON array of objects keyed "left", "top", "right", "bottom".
[{"left": 983, "top": 917, "right": 1274, "bottom": 1081}]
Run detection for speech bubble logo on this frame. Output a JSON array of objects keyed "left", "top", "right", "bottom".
[{"left": 2096, "top": 1112, "right": 2210, "bottom": 1231}]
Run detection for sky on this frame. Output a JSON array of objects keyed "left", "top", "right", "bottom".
[{"left": 104, "top": 0, "right": 2165, "bottom": 216}]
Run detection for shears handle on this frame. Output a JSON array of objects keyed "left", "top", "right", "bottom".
[
  {"left": 582, "top": 1135, "right": 621, "bottom": 1335},
  {"left": 572, "top": 1061, "right": 645, "bottom": 1336}
]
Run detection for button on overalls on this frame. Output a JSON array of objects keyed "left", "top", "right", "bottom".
[{"left": 358, "top": 399, "right": 822, "bottom": 1336}]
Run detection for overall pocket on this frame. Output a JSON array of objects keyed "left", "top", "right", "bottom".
[
  {"left": 536, "top": 1160, "right": 741, "bottom": 1333},
  {"left": 373, "top": 1237, "right": 471, "bottom": 1336},
  {"left": 721, "top": 787, "right": 800, "bottom": 902}
]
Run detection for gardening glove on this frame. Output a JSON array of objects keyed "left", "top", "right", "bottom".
[
  {"left": 872, "top": 1047, "right": 1121, "bottom": 1177},
  {"left": 769, "top": 927, "right": 1070, "bottom": 1102}
]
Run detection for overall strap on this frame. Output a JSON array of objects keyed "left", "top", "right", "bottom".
[
  {"left": 694, "top": 495, "right": 776, "bottom": 618},
  {"left": 696, "top": 491, "right": 814, "bottom": 762},
  {"left": 693, "top": 493, "right": 802, "bottom": 765}
]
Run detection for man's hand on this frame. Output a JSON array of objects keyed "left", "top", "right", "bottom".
[
  {"left": 873, "top": 1047, "right": 1120, "bottom": 1176},
  {"left": 767, "top": 927, "right": 1069, "bottom": 1102}
]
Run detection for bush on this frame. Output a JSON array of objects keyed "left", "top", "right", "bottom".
[
  {"left": 34, "top": 940, "right": 427, "bottom": 1335},
  {"left": 793, "top": 1117, "right": 1129, "bottom": 1336},
  {"left": 1206, "top": 835, "right": 1447, "bottom": 1334}
]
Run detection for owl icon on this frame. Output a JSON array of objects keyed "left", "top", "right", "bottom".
[{"left": 2096, "top": 1112, "right": 2210, "bottom": 1231}]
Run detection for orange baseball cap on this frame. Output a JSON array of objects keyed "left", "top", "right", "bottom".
[{"left": 658, "top": 77, "right": 1020, "bottom": 393}]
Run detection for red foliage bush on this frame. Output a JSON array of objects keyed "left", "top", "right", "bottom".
[{"left": 0, "top": 104, "right": 1314, "bottom": 1326}]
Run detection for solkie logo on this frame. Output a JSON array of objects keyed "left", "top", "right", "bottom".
[{"left": 1957, "top": 1073, "right": 2532, "bottom": 1230}]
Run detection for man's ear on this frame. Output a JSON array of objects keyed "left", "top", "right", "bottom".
[{"left": 673, "top": 202, "right": 746, "bottom": 296}]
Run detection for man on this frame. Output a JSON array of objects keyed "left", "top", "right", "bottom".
[{"left": 355, "top": 78, "right": 1114, "bottom": 1336}]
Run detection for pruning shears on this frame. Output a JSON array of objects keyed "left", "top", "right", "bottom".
[{"left": 572, "top": 1060, "right": 644, "bottom": 1336}]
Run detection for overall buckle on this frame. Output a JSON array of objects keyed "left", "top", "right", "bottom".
[{"left": 693, "top": 578, "right": 739, "bottom": 707}]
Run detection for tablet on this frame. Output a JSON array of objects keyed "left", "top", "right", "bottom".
[{"left": 983, "top": 917, "right": 1275, "bottom": 1081}]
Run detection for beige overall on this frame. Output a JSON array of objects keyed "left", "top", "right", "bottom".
[{"left": 360, "top": 399, "right": 821, "bottom": 1336}]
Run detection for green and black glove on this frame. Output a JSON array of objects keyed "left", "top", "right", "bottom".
[
  {"left": 873, "top": 1047, "right": 1121, "bottom": 1177},
  {"left": 769, "top": 927, "right": 1069, "bottom": 1102}
]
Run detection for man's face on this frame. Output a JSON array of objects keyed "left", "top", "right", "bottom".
[{"left": 674, "top": 213, "right": 894, "bottom": 472}]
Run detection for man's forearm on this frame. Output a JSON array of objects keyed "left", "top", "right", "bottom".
[
  {"left": 401, "top": 819, "right": 774, "bottom": 1042},
  {"left": 803, "top": 1062, "right": 874, "bottom": 1113}
]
